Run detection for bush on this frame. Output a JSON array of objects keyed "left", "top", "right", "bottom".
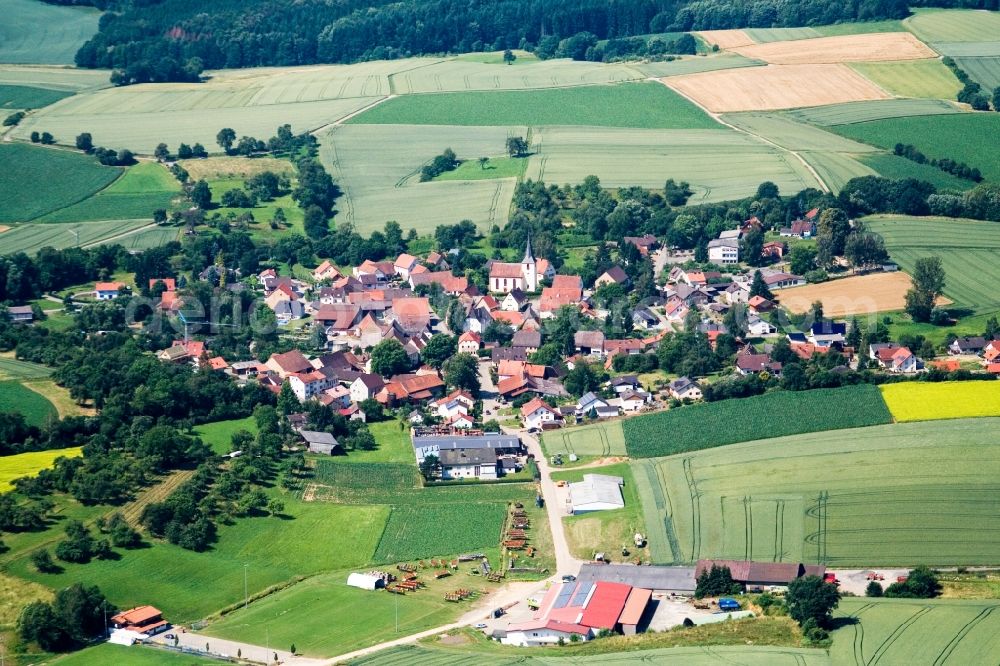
[{"left": 865, "top": 581, "right": 884, "bottom": 597}]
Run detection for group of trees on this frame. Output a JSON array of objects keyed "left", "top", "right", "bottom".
[
  {"left": 420, "top": 148, "right": 460, "bottom": 181},
  {"left": 839, "top": 175, "right": 1000, "bottom": 222},
  {"left": 905, "top": 256, "right": 946, "bottom": 322},
  {"left": 18, "top": 583, "right": 113, "bottom": 652},
  {"left": 893, "top": 143, "right": 983, "bottom": 182},
  {"left": 943, "top": 57, "right": 1000, "bottom": 111},
  {"left": 74, "top": 132, "right": 136, "bottom": 166}
]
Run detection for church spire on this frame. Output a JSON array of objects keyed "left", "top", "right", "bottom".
[{"left": 522, "top": 235, "right": 535, "bottom": 264}]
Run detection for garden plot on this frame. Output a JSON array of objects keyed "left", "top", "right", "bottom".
[
  {"left": 632, "top": 418, "right": 1000, "bottom": 566},
  {"left": 388, "top": 58, "right": 643, "bottom": 94},
  {"left": 731, "top": 33, "right": 935, "bottom": 64},
  {"left": 524, "top": 126, "right": 819, "bottom": 202},
  {"left": 664, "top": 64, "right": 890, "bottom": 112},
  {"left": 318, "top": 124, "right": 522, "bottom": 234}
]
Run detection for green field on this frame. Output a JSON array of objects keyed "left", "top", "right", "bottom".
[
  {"left": 524, "top": 127, "right": 820, "bottom": 203},
  {"left": 954, "top": 56, "right": 1000, "bottom": 89},
  {"left": 0, "top": 447, "right": 81, "bottom": 493},
  {"left": 815, "top": 20, "right": 906, "bottom": 36},
  {"left": 0, "top": 144, "right": 122, "bottom": 223},
  {"left": 850, "top": 59, "right": 963, "bottom": 99},
  {"left": 636, "top": 53, "right": 763, "bottom": 77},
  {"left": 0, "top": 66, "right": 110, "bottom": 93},
  {"left": 0, "top": 0, "right": 100, "bottom": 65},
  {"left": 633, "top": 418, "right": 1000, "bottom": 566},
  {"left": 434, "top": 157, "right": 528, "bottom": 182},
  {"left": 51, "top": 643, "right": 219, "bottom": 665},
  {"left": 345, "top": 420, "right": 416, "bottom": 464},
  {"left": 373, "top": 503, "right": 507, "bottom": 562},
  {"left": 865, "top": 215, "right": 1000, "bottom": 313},
  {"left": 0, "top": 219, "right": 156, "bottom": 255},
  {"left": 832, "top": 113, "right": 1000, "bottom": 182},
  {"left": 0, "top": 84, "right": 72, "bottom": 110},
  {"left": 318, "top": 124, "right": 520, "bottom": 234},
  {"left": 800, "top": 151, "right": 877, "bottom": 193},
  {"left": 541, "top": 420, "right": 626, "bottom": 457},
  {"left": 0, "top": 380, "right": 57, "bottom": 427},
  {"left": 905, "top": 8, "right": 1000, "bottom": 44},
  {"left": 193, "top": 416, "right": 259, "bottom": 455},
  {"left": 785, "top": 99, "right": 961, "bottom": 126},
  {"left": 39, "top": 162, "right": 182, "bottom": 223},
  {"left": 831, "top": 598, "right": 1000, "bottom": 665},
  {"left": 623, "top": 385, "right": 892, "bottom": 459},
  {"left": 350, "top": 83, "right": 719, "bottom": 129},
  {"left": 0, "top": 358, "right": 53, "bottom": 380},
  {"left": 859, "top": 153, "right": 975, "bottom": 190},
  {"left": 743, "top": 27, "right": 821, "bottom": 42},
  {"left": 720, "top": 113, "right": 878, "bottom": 152},
  {"left": 207, "top": 177, "right": 305, "bottom": 237}
]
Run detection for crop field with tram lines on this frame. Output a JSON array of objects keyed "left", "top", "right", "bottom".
[
  {"left": 784, "top": 98, "right": 962, "bottom": 126},
  {"left": 0, "top": 0, "right": 100, "bottom": 65},
  {"left": 730, "top": 33, "right": 936, "bottom": 65},
  {"left": 631, "top": 418, "right": 1000, "bottom": 566},
  {"left": 541, "top": 419, "right": 627, "bottom": 457},
  {"left": 849, "top": 59, "right": 963, "bottom": 100}
]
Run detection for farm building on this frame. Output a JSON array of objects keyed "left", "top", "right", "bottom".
[
  {"left": 502, "top": 580, "right": 653, "bottom": 646},
  {"left": 569, "top": 474, "right": 625, "bottom": 513},
  {"left": 412, "top": 432, "right": 524, "bottom": 464},
  {"left": 300, "top": 430, "right": 343, "bottom": 455},
  {"left": 575, "top": 563, "right": 697, "bottom": 596},
  {"left": 439, "top": 448, "right": 498, "bottom": 480},
  {"left": 346, "top": 573, "right": 385, "bottom": 590},
  {"left": 110, "top": 606, "right": 168, "bottom": 636},
  {"left": 5, "top": 305, "right": 34, "bottom": 323},
  {"left": 696, "top": 559, "right": 825, "bottom": 592}
]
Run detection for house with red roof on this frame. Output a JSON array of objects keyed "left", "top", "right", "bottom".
[
  {"left": 889, "top": 346, "right": 918, "bottom": 373},
  {"left": 521, "top": 397, "right": 561, "bottom": 431},
  {"left": 95, "top": 281, "right": 128, "bottom": 300},
  {"left": 393, "top": 253, "right": 420, "bottom": 279},
  {"left": 458, "top": 330, "right": 481, "bottom": 354},
  {"left": 149, "top": 278, "right": 176, "bottom": 292},
  {"left": 111, "top": 605, "right": 168, "bottom": 636},
  {"left": 313, "top": 260, "right": 342, "bottom": 282}
]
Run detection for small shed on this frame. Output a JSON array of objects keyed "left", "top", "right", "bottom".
[
  {"left": 347, "top": 573, "right": 385, "bottom": 590},
  {"left": 300, "top": 430, "right": 343, "bottom": 455}
]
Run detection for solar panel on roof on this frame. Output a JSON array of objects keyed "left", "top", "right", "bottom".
[
  {"left": 570, "top": 583, "right": 594, "bottom": 607},
  {"left": 553, "top": 583, "right": 576, "bottom": 609}
]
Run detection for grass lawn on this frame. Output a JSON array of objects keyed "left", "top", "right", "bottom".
[
  {"left": 0, "top": 379, "right": 58, "bottom": 427},
  {"left": 51, "top": 643, "right": 219, "bottom": 665},
  {"left": 542, "top": 420, "right": 627, "bottom": 458},
  {"left": 350, "top": 82, "right": 720, "bottom": 129},
  {"left": 552, "top": 463, "right": 649, "bottom": 563},
  {"left": 0, "top": 357, "right": 53, "bottom": 380},
  {"left": 887, "top": 309, "right": 997, "bottom": 347},
  {"left": 434, "top": 157, "right": 528, "bottom": 182},
  {"left": 343, "top": 420, "right": 414, "bottom": 464},
  {"left": 21, "top": 379, "right": 95, "bottom": 418},
  {"left": 193, "top": 416, "right": 259, "bottom": 456},
  {"left": 880, "top": 380, "right": 1000, "bottom": 422},
  {"left": 453, "top": 50, "right": 539, "bottom": 65},
  {"left": 373, "top": 503, "right": 507, "bottom": 563},
  {"left": 0, "top": 84, "right": 72, "bottom": 110},
  {"left": 207, "top": 177, "right": 305, "bottom": 239}
]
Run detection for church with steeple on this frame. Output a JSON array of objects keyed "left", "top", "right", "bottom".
[{"left": 488, "top": 237, "right": 552, "bottom": 293}]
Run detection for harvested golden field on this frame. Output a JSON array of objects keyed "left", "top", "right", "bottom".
[
  {"left": 0, "top": 226, "right": 9, "bottom": 233},
  {"left": 695, "top": 29, "right": 756, "bottom": 49},
  {"left": 732, "top": 32, "right": 935, "bottom": 64},
  {"left": 663, "top": 64, "right": 890, "bottom": 112},
  {"left": 177, "top": 156, "right": 295, "bottom": 180},
  {"left": 778, "top": 272, "right": 951, "bottom": 316}
]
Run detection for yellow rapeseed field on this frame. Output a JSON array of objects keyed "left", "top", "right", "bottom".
[
  {"left": 0, "top": 447, "right": 82, "bottom": 492},
  {"left": 880, "top": 380, "right": 1000, "bottom": 422}
]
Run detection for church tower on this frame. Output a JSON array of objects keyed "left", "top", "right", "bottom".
[{"left": 521, "top": 236, "right": 538, "bottom": 292}]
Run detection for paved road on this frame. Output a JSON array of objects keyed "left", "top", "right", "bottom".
[{"left": 150, "top": 630, "right": 304, "bottom": 665}]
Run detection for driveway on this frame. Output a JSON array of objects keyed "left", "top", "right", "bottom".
[{"left": 149, "top": 631, "right": 306, "bottom": 665}]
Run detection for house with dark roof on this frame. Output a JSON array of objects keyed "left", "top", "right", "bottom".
[
  {"left": 949, "top": 336, "right": 987, "bottom": 355},
  {"left": 735, "top": 345, "right": 781, "bottom": 376},
  {"left": 5, "top": 305, "right": 34, "bottom": 323},
  {"left": 266, "top": 350, "right": 313, "bottom": 378},
  {"left": 696, "top": 559, "right": 825, "bottom": 592},
  {"left": 439, "top": 448, "right": 499, "bottom": 480},
  {"left": 574, "top": 330, "right": 605, "bottom": 356},
  {"left": 595, "top": 266, "right": 629, "bottom": 288},
  {"left": 300, "top": 430, "right": 343, "bottom": 455},
  {"left": 412, "top": 432, "right": 523, "bottom": 464}
]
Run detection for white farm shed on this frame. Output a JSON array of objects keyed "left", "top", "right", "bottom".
[
  {"left": 347, "top": 573, "right": 384, "bottom": 591},
  {"left": 569, "top": 474, "right": 625, "bottom": 514}
]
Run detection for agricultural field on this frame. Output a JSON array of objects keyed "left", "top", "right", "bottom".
[
  {"left": 0, "top": 65, "right": 109, "bottom": 93},
  {"left": 694, "top": 30, "right": 756, "bottom": 49},
  {"left": 778, "top": 272, "right": 950, "bottom": 317},
  {"left": 720, "top": 113, "right": 877, "bottom": 152},
  {"left": 743, "top": 27, "right": 822, "bottom": 43},
  {"left": 0, "top": 447, "right": 82, "bottom": 492},
  {"left": 524, "top": 127, "right": 819, "bottom": 203},
  {"left": 312, "top": 461, "right": 419, "bottom": 492},
  {"left": 0, "top": 219, "right": 157, "bottom": 255},
  {"left": 0, "top": 380, "right": 57, "bottom": 427},
  {"left": 193, "top": 416, "right": 259, "bottom": 456},
  {"left": 318, "top": 124, "right": 521, "bottom": 234},
  {"left": 0, "top": 357, "right": 53, "bottom": 380},
  {"left": 850, "top": 59, "right": 963, "bottom": 99},
  {"left": 815, "top": 20, "right": 906, "bottom": 37},
  {"left": 953, "top": 56, "right": 1000, "bottom": 89},
  {"left": 0, "top": 0, "right": 100, "bottom": 65},
  {"left": 0, "top": 144, "right": 121, "bottom": 223},
  {"left": 785, "top": 98, "right": 961, "bottom": 126},
  {"left": 350, "top": 82, "right": 718, "bottom": 129},
  {"left": 0, "top": 84, "right": 72, "bottom": 110},
  {"left": 434, "top": 157, "right": 528, "bottom": 182},
  {"left": 663, "top": 64, "right": 891, "bottom": 112},
  {"left": 541, "top": 419, "right": 626, "bottom": 457},
  {"left": 632, "top": 418, "right": 1000, "bottom": 566},
  {"left": 177, "top": 156, "right": 294, "bottom": 181},
  {"left": 904, "top": 8, "right": 1000, "bottom": 44},
  {"left": 634, "top": 53, "right": 763, "bottom": 78},
  {"left": 373, "top": 503, "right": 507, "bottom": 562},
  {"left": 39, "top": 162, "right": 182, "bottom": 223},
  {"left": 831, "top": 113, "right": 1000, "bottom": 182},
  {"left": 623, "top": 385, "right": 892, "bottom": 459},
  {"left": 830, "top": 598, "right": 1000, "bottom": 666},
  {"left": 730, "top": 33, "right": 935, "bottom": 65},
  {"left": 865, "top": 215, "right": 1000, "bottom": 313},
  {"left": 51, "top": 643, "right": 219, "bottom": 665},
  {"left": 881, "top": 381, "right": 1000, "bottom": 423},
  {"left": 858, "top": 153, "right": 974, "bottom": 190},
  {"left": 799, "top": 151, "right": 877, "bottom": 193}
]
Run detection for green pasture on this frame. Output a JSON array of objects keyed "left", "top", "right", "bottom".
[
  {"left": 954, "top": 56, "right": 1000, "bottom": 89},
  {"left": 114, "top": 225, "right": 180, "bottom": 251},
  {"left": 905, "top": 8, "right": 1000, "bottom": 43},
  {"left": 318, "top": 124, "right": 520, "bottom": 234},
  {"left": 39, "top": 162, "right": 182, "bottom": 223},
  {"left": 784, "top": 98, "right": 961, "bottom": 126},
  {"left": 0, "top": 84, "right": 72, "bottom": 110},
  {"left": 632, "top": 418, "right": 1000, "bottom": 566},
  {"left": 342, "top": 420, "right": 414, "bottom": 464},
  {"left": 859, "top": 153, "right": 974, "bottom": 190},
  {"left": 850, "top": 59, "right": 963, "bottom": 99},
  {"left": 387, "top": 58, "right": 642, "bottom": 94},
  {"left": 720, "top": 113, "right": 877, "bottom": 152},
  {"left": 434, "top": 157, "right": 528, "bottom": 182},
  {"left": 0, "top": 380, "right": 57, "bottom": 427},
  {"left": 207, "top": 177, "right": 305, "bottom": 238},
  {"left": 51, "top": 643, "right": 219, "bottom": 665},
  {"left": 634, "top": 53, "right": 763, "bottom": 77},
  {"left": 373, "top": 503, "right": 507, "bottom": 562},
  {"left": 541, "top": 420, "right": 626, "bottom": 457},
  {"left": 800, "top": 152, "right": 876, "bottom": 193},
  {"left": 0, "top": 219, "right": 158, "bottom": 256},
  {"left": 0, "top": 0, "right": 100, "bottom": 65},
  {"left": 831, "top": 598, "right": 1000, "bottom": 665},
  {"left": 523, "top": 127, "right": 819, "bottom": 204},
  {"left": 623, "top": 385, "right": 892, "bottom": 459},
  {"left": 831, "top": 113, "right": 1000, "bottom": 182},
  {"left": 193, "top": 416, "right": 259, "bottom": 456},
  {"left": 350, "top": 82, "right": 719, "bottom": 129},
  {"left": 0, "top": 358, "right": 53, "bottom": 380},
  {"left": 815, "top": 20, "right": 906, "bottom": 36},
  {"left": 865, "top": 214, "right": 1000, "bottom": 313},
  {"left": 0, "top": 144, "right": 122, "bottom": 223}
]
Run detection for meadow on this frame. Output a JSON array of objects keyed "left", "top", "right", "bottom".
[
  {"left": 0, "top": 0, "right": 100, "bottom": 65},
  {"left": 858, "top": 152, "right": 974, "bottom": 190},
  {"left": 785, "top": 98, "right": 960, "bottom": 126},
  {"left": 193, "top": 416, "right": 259, "bottom": 455},
  {"left": 632, "top": 418, "right": 1000, "bottom": 566},
  {"left": 351, "top": 82, "right": 718, "bottom": 129},
  {"left": 0, "top": 447, "right": 81, "bottom": 493},
  {"left": 954, "top": 56, "right": 1000, "bottom": 89},
  {"left": 541, "top": 419, "right": 626, "bottom": 457},
  {"left": 318, "top": 124, "right": 521, "bottom": 234},
  {"left": 865, "top": 215, "right": 1000, "bottom": 313},
  {"left": 347, "top": 420, "right": 415, "bottom": 464},
  {"left": 51, "top": 644, "right": 219, "bottom": 665},
  {"left": 373, "top": 503, "right": 507, "bottom": 562},
  {"left": 622, "top": 385, "right": 892, "bottom": 459},
  {"left": 831, "top": 598, "right": 1000, "bottom": 665},
  {"left": 0, "top": 357, "right": 53, "bottom": 380},
  {"left": 0, "top": 380, "right": 57, "bottom": 428},
  {"left": 39, "top": 162, "right": 182, "bottom": 223},
  {"left": 831, "top": 113, "right": 1000, "bottom": 181},
  {"left": 881, "top": 381, "right": 1000, "bottom": 422},
  {"left": 434, "top": 157, "right": 528, "bottom": 182},
  {"left": 850, "top": 59, "right": 962, "bottom": 99},
  {"left": 904, "top": 8, "right": 1000, "bottom": 44},
  {"left": 0, "top": 219, "right": 156, "bottom": 255},
  {"left": 798, "top": 151, "right": 876, "bottom": 193},
  {"left": 524, "top": 127, "right": 819, "bottom": 203},
  {"left": 0, "top": 84, "right": 72, "bottom": 110},
  {"left": 207, "top": 177, "right": 305, "bottom": 237},
  {"left": 0, "top": 144, "right": 121, "bottom": 223}
]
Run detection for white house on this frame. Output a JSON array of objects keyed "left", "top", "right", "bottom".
[
  {"left": 520, "top": 397, "right": 561, "bottom": 430},
  {"left": 668, "top": 377, "right": 702, "bottom": 401},
  {"left": 288, "top": 370, "right": 331, "bottom": 401},
  {"left": 457, "top": 330, "right": 481, "bottom": 354},
  {"left": 890, "top": 347, "right": 918, "bottom": 373},
  {"left": 393, "top": 253, "right": 420, "bottom": 280},
  {"left": 95, "top": 281, "right": 128, "bottom": 300},
  {"left": 502, "top": 621, "right": 592, "bottom": 647},
  {"left": 708, "top": 238, "right": 739, "bottom": 265},
  {"left": 432, "top": 390, "right": 475, "bottom": 419},
  {"left": 439, "top": 449, "right": 498, "bottom": 480},
  {"left": 350, "top": 374, "right": 384, "bottom": 403},
  {"left": 576, "top": 392, "right": 609, "bottom": 415},
  {"left": 747, "top": 315, "right": 776, "bottom": 336},
  {"left": 619, "top": 390, "right": 648, "bottom": 412},
  {"left": 569, "top": 474, "right": 625, "bottom": 513}
]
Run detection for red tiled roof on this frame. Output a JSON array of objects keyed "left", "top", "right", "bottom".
[
  {"left": 520, "top": 397, "right": 556, "bottom": 417},
  {"left": 580, "top": 582, "right": 632, "bottom": 630},
  {"left": 490, "top": 262, "right": 524, "bottom": 279},
  {"left": 619, "top": 587, "right": 652, "bottom": 626},
  {"left": 269, "top": 350, "right": 312, "bottom": 374},
  {"left": 95, "top": 281, "right": 126, "bottom": 292},
  {"left": 149, "top": 278, "right": 175, "bottom": 291},
  {"left": 111, "top": 606, "right": 162, "bottom": 626}
]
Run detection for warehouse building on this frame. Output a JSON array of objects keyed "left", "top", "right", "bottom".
[{"left": 576, "top": 563, "right": 697, "bottom": 596}]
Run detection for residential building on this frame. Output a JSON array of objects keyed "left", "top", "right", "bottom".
[
  {"left": 623, "top": 234, "right": 658, "bottom": 256},
  {"left": 779, "top": 220, "right": 815, "bottom": 238},
  {"left": 412, "top": 432, "right": 524, "bottom": 464},
  {"left": 266, "top": 350, "right": 312, "bottom": 378},
  {"left": 512, "top": 329, "right": 542, "bottom": 355},
  {"left": 110, "top": 606, "right": 168, "bottom": 636},
  {"left": 5, "top": 305, "right": 34, "bottom": 323},
  {"left": 577, "top": 392, "right": 609, "bottom": 415},
  {"left": 288, "top": 370, "right": 331, "bottom": 401},
  {"left": 393, "top": 253, "right": 420, "bottom": 279},
  {"left": 890, "top": 347, "right": 918, "bottom": 373},
  {"left": 439, "top": 449, "right": 498, "bottom": 480},
  {"left": 747, "top": 315, "right": 776, "bottom": 336},
  {"left": 431, "top": 390, "right": 475, "bottom": 419},
  {"left": 95, "top": 281, "right": 128, "bottom": 300},
  {"left": 949, "top": 336, "right": 987, "bottom": 355},
  {"left": 708, "top": 238, "right": 739, "bottom": 265},
  {"left": 457, "top": 330, "right": 482, "bottom": 354},
  {"left": 668, "top": 377, "right": 702, "bottom": 401},
  {"left": 574, "top": 330, "right": 605, "bottom": 356},
  {"left": 595, "top": 266, "right": 629, "bottom": 288},
  {"left": 521, "top": 397, "right": 561, "bottom": 430},
  {"left": 313, "top": 260, "right": 342, "bottom": 282},
  {"left": 762, "top": 272, "right": 806, "bottom": 290}
]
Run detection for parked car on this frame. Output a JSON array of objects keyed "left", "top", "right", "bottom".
[
  {"left": 561, "top": 574, "right": 576, "bottom": 582},
  {"left": 474, "top": 623, "right": 488, "bottom": 629}
]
